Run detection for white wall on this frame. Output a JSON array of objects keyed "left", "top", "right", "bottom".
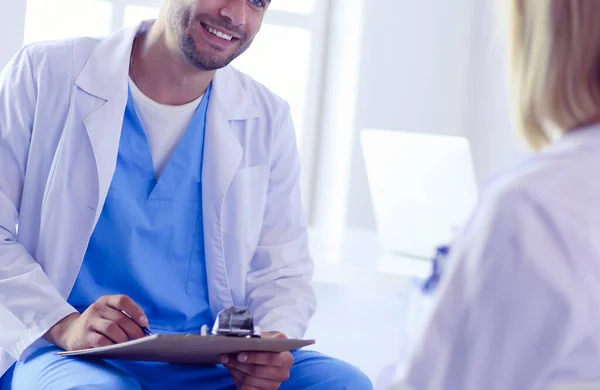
[
  {"left": 340, "top": 0, "right": 532, "bottom": 231},
  {"left": 346, "top": 0, "right": 475, "bottom": 228},
  {"left": 0, "top": 1, "right": 27, "bottom": 68},
  {"left": 465, "top": 0, "right": 529, "bottom": 185}
]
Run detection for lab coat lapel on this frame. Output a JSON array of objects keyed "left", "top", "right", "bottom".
[
  {"left": 202, "top": 66, "right": 259, "bottom": 311},
  {"left": 74, "top": 24, "right": 140, "bottom": 222}
]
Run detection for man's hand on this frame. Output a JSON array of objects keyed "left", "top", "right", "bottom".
[
  {"left": 44, "top": 295, "right": 149, "bottom": 351},
  {"left": 221, "top": 331, "right": 294, "bottom": 390}
]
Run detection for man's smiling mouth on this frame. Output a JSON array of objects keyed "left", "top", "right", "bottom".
[{"left": 201, "top": 22, "right": 236, "bottom": 42}]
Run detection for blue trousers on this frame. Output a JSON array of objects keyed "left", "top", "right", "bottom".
[{"left": 3, "top": 347, "right": 372, "bottom": 389}]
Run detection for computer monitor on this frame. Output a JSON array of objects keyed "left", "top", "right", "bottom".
[{"left": 361, "top": 129, "right": 478, "bottom": 260}]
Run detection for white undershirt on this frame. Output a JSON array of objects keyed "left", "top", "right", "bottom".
[{"left": 128, "top": 77, "right": 204, "bottom": 177}]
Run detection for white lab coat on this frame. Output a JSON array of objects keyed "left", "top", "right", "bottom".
[
  {"left": 388, "top": 124, "right": 600, "bottom": 390},
  {"left": 0, "top": 22, "right": 316, "bottom": 378}
]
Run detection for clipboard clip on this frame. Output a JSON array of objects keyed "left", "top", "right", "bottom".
[{"left": 201, "top": 306, "right": 261, "bottom": 338}]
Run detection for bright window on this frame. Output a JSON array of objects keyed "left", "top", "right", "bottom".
[
  {"left": 124, "top": 5, "right": 159, "bottom": 27},
  {"left": 232, "top": 25, "right": 312, "bottom": 144},
  {"left": 24, "top": 0, "right": 112, "bottom": 44},
  {"left": 269, "top": 0, "right": 317, "bottom": 15}
]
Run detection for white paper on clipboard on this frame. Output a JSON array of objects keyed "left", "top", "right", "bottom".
[{"left": 57, "top": 334, "right": 315, "bottom": 365}]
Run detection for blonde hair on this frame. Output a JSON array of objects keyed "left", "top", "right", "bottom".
[{"left": 509, "top": 0, "right": 600, "bottom": 150}]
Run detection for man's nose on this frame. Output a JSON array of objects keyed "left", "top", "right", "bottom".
[{"left": 220, "top": 0, "right": 246, "bottom": 26}]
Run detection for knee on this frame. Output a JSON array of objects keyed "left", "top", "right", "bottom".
[
  {"left": 291, "top": 350, "right": 373, "bottom": 390},
  {"left": 11, "top": 370, "right": 140, "bottom": 390},
  {"left": 10, "top": 352, "right": 142, "bottom": 390},
  {"left": 60, "top": 373, "right": 140, "bottom": 390},
  {"left": 327, "top": 359, "right": 373, "bottom": 390}
]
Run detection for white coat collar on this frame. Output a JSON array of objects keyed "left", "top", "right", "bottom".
[
  {"left": 542, "top": 122, "right": 600, "bottom": 157},
  {"left": 74, "top": 20, "right": 260, "bottom": 121}
]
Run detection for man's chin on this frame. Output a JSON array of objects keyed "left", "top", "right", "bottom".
[
  {"left": 185, "top": 53, "right": 236, "bottom": 72},
  {"left": 180, "top": 36, "right": 240, "bottom": 71}
]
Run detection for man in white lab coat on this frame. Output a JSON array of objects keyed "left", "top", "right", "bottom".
[{"left": 0, "top": 0, "right": 372, "bottom": 389}]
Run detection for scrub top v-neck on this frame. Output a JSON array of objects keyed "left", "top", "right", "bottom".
[{"left": 68, "top": 83, "right": 214, "bottom": 334}]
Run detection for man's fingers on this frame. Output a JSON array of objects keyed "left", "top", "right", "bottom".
[
  {"left": 100, "top": 308, "right": 146, "bottom": 340},
  {"left": 224, "top": 357, "right": 290, "bottom": 382},
  {"left": 228, "top": 366, "right": 248, "bottom": 384},
  {"left": 85, "top": 331, "right": 114, "bottom": 349},
  {"left": 226, "top": 365, "right": 279, "bottom": 390},
  {"left": 102, "top": 295, "right": 148, "bottom": 327},
  {"left": 231, "top": 376, "right": 246, "bottom": 390},
  {"left": 236, "top": 351, "right": 293, "bottom": 369},
  {"left": 232, "top": 376, "right": 262, "bottom": 390},
  {"left": 90, "top": 318, "right": 129, "bottom": 344},
  {"left": 261, "top": 331, "right": 287, "bottom": 340}
]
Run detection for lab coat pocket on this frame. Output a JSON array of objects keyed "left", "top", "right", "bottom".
[{"left": 222, "top": 165, "right": 269, "bottom": 246}]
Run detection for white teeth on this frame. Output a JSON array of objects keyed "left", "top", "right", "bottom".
[{"left": 206, "top": 25, "right": 233, "bottom": 41}]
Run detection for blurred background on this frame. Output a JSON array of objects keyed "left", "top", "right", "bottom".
[{"left": 1, "top": 0, "right": 528, "bottom": 385}]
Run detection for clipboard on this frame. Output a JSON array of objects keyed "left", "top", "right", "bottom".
[
  {"left": 57, "top": 334, "right": 315, "bottom": 365},
  {"left": 57, "top": 306, "right": 314, "bottom": 365}
]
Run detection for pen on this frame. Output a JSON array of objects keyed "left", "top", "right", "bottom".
[{"left": 121, "top": 310, "right": 152, "bottom": 336}]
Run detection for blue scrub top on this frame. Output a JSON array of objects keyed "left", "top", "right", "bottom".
[{"left": 68, "top": 84, "right": 214, "bottom": 334}]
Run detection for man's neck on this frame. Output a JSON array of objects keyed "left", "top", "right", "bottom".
[{"left": 130, "top": 20, "right": 215, "bottom": 106}]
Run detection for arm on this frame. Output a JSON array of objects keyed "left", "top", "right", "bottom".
[
  {"left": 0, "top": 46, "right": 79, "bottom": 360},
  {"left": 0, "top": 47, "right": 151, "bottom": 358},
  {"left": 223, "top": 104, "right": 314, "bottom": 388},
  {"left": 394, "top": 191, "right": 581, "bottom": 390},
  {"left": 245, "top": 103, "right": 316, "bottom": 340}
]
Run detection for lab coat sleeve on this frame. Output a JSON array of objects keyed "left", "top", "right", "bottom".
[
  {"left": 0, "top": 47, "right": 77, "bottom": 360},
  {"left": 393, "top": 189, "right": 581, "bottom": 390},
  {"left": 245, "top": 103, "right": 316, "bottom": 340}
]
